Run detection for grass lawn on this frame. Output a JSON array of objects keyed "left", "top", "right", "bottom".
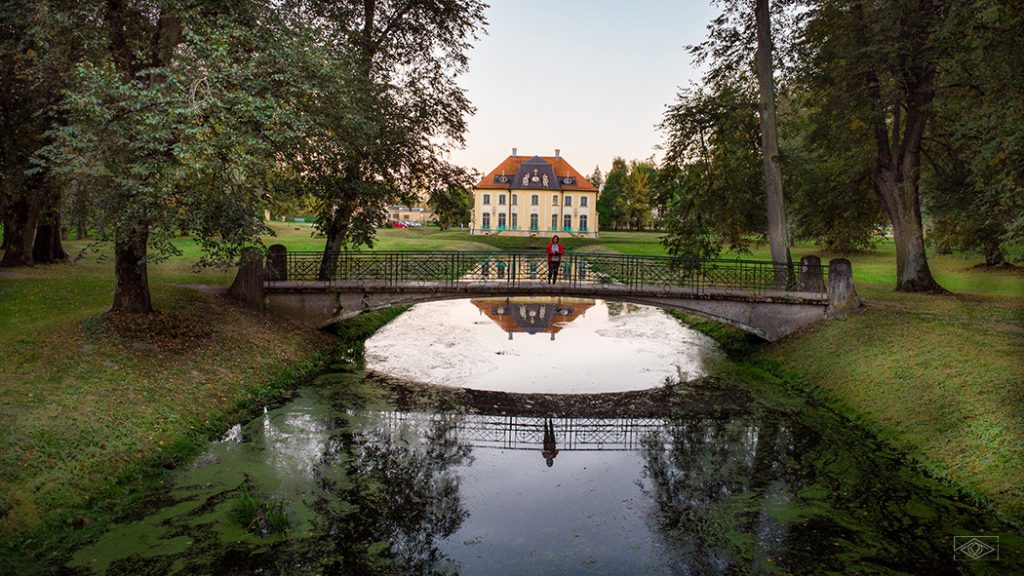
[
  {"left": 0, "top": 223, "right": 1021, "bottom": 572},
  {"left": 0, "top": 251, "right": 337, "bottom": 573}
]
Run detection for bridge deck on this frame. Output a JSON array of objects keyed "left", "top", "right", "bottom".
[{"left": 264, "top": 279, "right": 829, "bottom": 304}]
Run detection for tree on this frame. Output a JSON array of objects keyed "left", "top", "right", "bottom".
[
  {"left": 754, "top": 0, "right": 792, "bottom": 283},
  {"left": 305, "top": 0, "right": 487, "bottom": 277},
  {"left": 657, "top": 83, "right": 766, "bottom": 258},
  {"left": 781, "top": 93, "right": 886, "bottom": 253},
  {"left": 50, "top": 1, "right": 311, "bottom": 312},
  {"left": 0, "top": 1, "right": 93, "bottom": 267},
  {"left": 797, "top": 0, "right": 948, "bottom": 291},
  {"left": 587, "top": 165, "right": 604, "bottom": 191},
  {"left": 597, "top": 158, "right": 628, "bottom": 230},
  {"left": 922, "top": 0, "right": 1024, "bottom": 266},
  {"left": 623, "top": 159, "right": 656, "bottom": 230},
  {"left": 428, "top": 181, "right": 473, "bottom": 231}
]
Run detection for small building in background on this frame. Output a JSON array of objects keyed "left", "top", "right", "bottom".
[
  {"left": 387, "top": 204, "right": 437, "bottom": 225},
  {"left": 472, "top": 149, "right": 599, "bottom": 238}
]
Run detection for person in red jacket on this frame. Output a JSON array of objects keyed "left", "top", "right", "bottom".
[{"left": 546, "top": 235, "right": 564, "bottom": 284}]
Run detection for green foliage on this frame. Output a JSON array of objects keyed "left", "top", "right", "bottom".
[
  {"left": 597, "top": 157, "right": 628, "bottom": 230},
  {"left": 597, "top": 157, "right": 657, "bottom": 231},
  {"left": 48, "top": 8, "right": 300, "bottom": 269},
  {"left": 302, "top": 0, "right": 487, "bottom": 252},
  {"left": 428, "top": 181, "right": 473, "bottom": 230},
  {"left": 657, "top": 83, "right": 765, "bottom": 258},
  {"left": 780, "top": 95, "right": 886, "bottom": 252},
  {"left": 923, "top": 0, "right": 1024, "bottom": 265}
]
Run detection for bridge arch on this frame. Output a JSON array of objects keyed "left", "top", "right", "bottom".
[{"left": 230, "top": 249, "right": 859, "bottom": 342}]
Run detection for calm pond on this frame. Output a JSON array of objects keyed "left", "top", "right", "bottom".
[{"left": 69, "top": 299, "right": 1021, "bottom": 575}]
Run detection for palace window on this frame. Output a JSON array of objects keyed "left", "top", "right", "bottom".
[
  {"left": 498, "top": 213, "right": 506, "bottom": 229},
  {"left": 530, "top": 214, "right": 538, "bottom": 230},
  {"left": 580, "top": 196, "right": 588, "bottom": 207},
  {"left": 551, "top": 214, "right": 558, "bottom": 230},
  {"left": 531, "top": 194, "right": 539, "bottom": 206},
  {"left": 563, "top": 215, "right": 572, "bottom": 230},
  {"left": 499, "top": 194, "right": 506, "bottom": 205},
  {"left": 512, "top": 194, "right": 518, "bottom": 206},
  {"left": 564, "top": 195, "right": 572, "bottom": 206},
  {"left": 482, "top": 213, "right": 490, "bottom": 229},
  {"left": 483, "top": 194, "right": 491, "bottom": 205},
  {"left": 552, "top": 195, "right": 558, "bottom": 206},
  {"left": 511, "top": 213, "right": 518, "bottom": 229},
  {"left": 579, "top": 215, "right": 588, "bottom": 232}
]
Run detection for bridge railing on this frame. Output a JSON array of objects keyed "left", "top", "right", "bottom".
[{"left": 264, "top": 250, "right": 828, "bottom": 296}]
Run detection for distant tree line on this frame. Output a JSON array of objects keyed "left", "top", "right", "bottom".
[{"left": 0, "top": 0, "right": 485, "bottom": 312}]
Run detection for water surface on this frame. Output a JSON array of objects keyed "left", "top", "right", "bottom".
[{"left": 67, "top": 299, "right": 1022, "bottom": 575}]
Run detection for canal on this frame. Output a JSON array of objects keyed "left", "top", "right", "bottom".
[{"left": 68, "top": 298, "right": 1020, "bottom": 575}]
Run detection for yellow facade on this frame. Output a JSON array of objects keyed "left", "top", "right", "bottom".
[
  {"left": 472, "top": 188, "right": 598, "bottom": 238},
  {"left": 471, "top": 153, "right": 600, "bottom": 238}
]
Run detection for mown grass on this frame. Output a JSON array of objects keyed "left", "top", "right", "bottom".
[
  {"left": 0, "top": 260, "right": 338, "bottom": 574},
  {"left": 759, "top": 289, "right": 1024, "bottom": 523}
]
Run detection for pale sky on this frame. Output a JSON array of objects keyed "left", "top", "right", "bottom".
[{"left": 449, "top": 0, "right": 719, "bottom": 179}]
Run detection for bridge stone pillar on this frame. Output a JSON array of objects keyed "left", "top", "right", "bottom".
[
  {"left": 267, "top": 244, "right": 288, "bottom": 281},
  {"left": 799, "top": 255, "right": 824, "bottom": 292},
  {"left": 229, "top": 247, "right": 265, "bottom": 306},
  {"left": 826, "top": 258, "right": 863, "bottom": 318}
]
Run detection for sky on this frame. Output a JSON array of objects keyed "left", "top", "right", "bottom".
[{"left": 448, "top": 0, "right": 720, "bottom": 179}]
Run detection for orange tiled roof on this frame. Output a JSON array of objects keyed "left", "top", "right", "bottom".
[{"left": 475, "top": 155, "right": 598, "bottom": 191}]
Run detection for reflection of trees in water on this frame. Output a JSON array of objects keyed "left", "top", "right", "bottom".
[
  {"left": 640, "top": 415, "right": 794, "bottom": 574},
  {"left": 312, "top": 412, "right": 472, "bottom": 575},
  {"left": 606, "top": 301, "right": 642, "bottom": 316}
]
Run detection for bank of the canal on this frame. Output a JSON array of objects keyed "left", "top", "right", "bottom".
[
  {"left": 60, "top": 298, "right": 1024, "bottom": 575},
  {"left": 672, "top": 287, "right": 1024, "bottom": 529},
  {"left": 0, "top": 284, "right": 356, "bottom": 576}
]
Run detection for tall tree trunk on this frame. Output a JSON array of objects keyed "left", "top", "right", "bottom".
[
  {"left": 32, "top": 218, "right": 67, "bottom": 263},
  {"left": 112, "top": 226, "right": 153, "bottom": 313},
  {"left": 876, "top": 171, "right": 941, "bottom": 291},
  {"left": 858, "top": 0, "right": 943, "bottom": 293},
  {"left": 754, "top": 0, "right": 792, "bottom": 287},
  {"left": 32, "top": 185, "right": 67, "bottom": 263},
  {"left": 0, "top": 191, "right": 40, "bottom": 267},
  {"left": 319, "top": 202, "right": 352, "bottom": 280},
  {"left": 1, "top": 215, "right": 11, "bottom": 250}
]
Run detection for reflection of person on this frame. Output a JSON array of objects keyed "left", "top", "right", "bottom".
[
  {"left": 542, "top": 418, "right": 559, "bottom": 467},
  {"left": 546, "top": 236, "right": 564, "bottom": 284}
]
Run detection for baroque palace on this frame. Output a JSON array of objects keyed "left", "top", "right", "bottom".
[{"left": 471, "top": 149, "right": 599, "bottom": 238}]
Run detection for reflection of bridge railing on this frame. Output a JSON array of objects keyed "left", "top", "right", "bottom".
[
  {"left": 264, "top": 250, "right": 829, "bottom": 296},
  {"left": 374, "top": 412, "right": 667, "bottom": 451}
]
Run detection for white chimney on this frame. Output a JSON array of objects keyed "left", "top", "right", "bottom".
[
  {"left": 512, "top": 147, "right": 518, "bottom": 156},
  {"left": 555, "top": 148, "right": 560, "bottom": 157}
]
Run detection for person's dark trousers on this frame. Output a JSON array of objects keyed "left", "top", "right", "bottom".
[{"left": 548, "top": 262, "right": 560, "bottom": 283}]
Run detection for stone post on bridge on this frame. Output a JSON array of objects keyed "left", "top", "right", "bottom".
[
  {"left": 267, "top": 244, "right": 288, "bottom": 281},
  {"left": 799, "top": 255, "right": 824, "bottom": 292},
  {"left": 826, "top": 258, "right": 863, "bottom": 318},
  {"left": 229, "top": 247, "right": 265, "bottom": 307}
]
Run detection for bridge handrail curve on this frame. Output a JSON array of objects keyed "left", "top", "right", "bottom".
[{"left": 263, "top": 249, "right": 829, "bottom": 296}]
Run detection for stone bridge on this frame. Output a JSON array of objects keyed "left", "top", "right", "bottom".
[{"left": 230, "top": 248, "right": 861, "bottom": 341}]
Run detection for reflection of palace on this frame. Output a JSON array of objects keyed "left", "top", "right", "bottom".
[{"left": 471, "top": 297, "right": 595, "bottom": 340}]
